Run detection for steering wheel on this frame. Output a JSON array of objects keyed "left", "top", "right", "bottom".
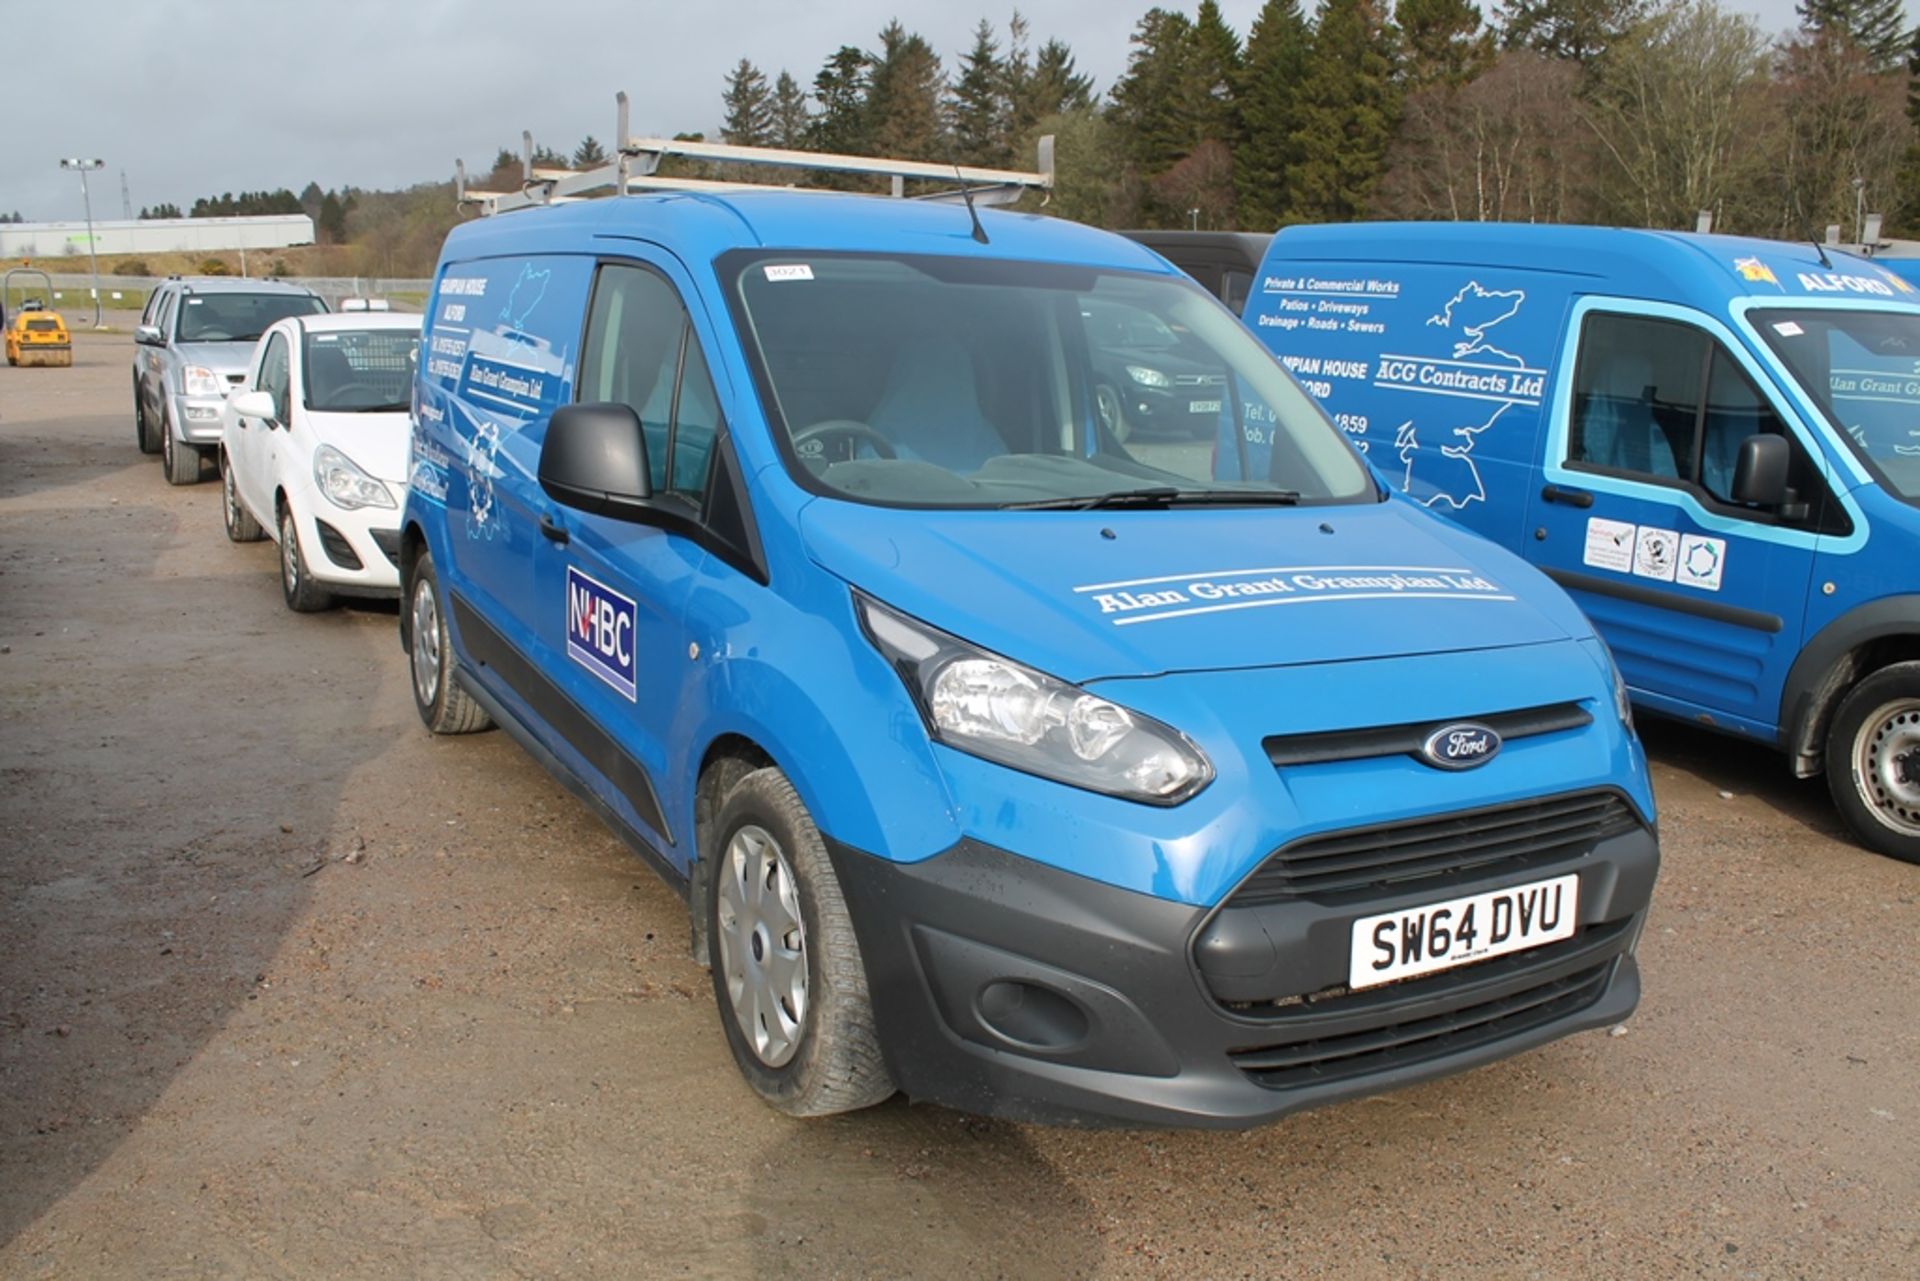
[
  {"left": 791, "top": 419, "right": 898, "bottom": 463},
  {"left": 325, "top": 382, "right": 387, "bottom": 407}
]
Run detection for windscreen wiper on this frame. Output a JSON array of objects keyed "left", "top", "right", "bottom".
[
  {"left": 348, "top": 403, "right": 411, "bottom": 413},
  {"left": 1004, "top": 486, "right": 1302, "bottom": 511}
]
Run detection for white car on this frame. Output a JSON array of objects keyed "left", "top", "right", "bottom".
[{"left": 220, "top": 312, "right": 422, "bottom": 610}]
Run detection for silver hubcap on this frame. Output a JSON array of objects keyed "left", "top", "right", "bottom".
[
  {"left": 1854, "top": 697, "right": 1920, "bottom": 836},
  {"left": 223, "top": 464, "right": 238, "bottom": 529},
  {"left": 1095, "top": 385, "right": 1124, "bottom": 438},
  {"left": 281, "top": 516, "right": 299, "bottom": 592},
  {"left": 163, "top": 425, "right": 173, "bottom": 468},
  {"left": 715, "top": 824, "right": 808, "bottom": 1068},
  {"left": 411, "top": 581, "right": 441, "bottom": 705}
]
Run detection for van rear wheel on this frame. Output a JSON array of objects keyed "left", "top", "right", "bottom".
[
  {"left": 707, "top": 767, "right": 894, "bottom": 1116},
  {"left": 1825, "top": 661, "right": 1920, "bottom": 864}
]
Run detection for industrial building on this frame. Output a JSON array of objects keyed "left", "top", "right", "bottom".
[{"left": 0, "top": 214, "right": 313, "bottom": 259}]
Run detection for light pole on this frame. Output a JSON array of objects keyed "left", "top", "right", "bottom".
[
  {"left": 59, "top": 158, "right": 105, "bottom": 329},
  {"left": 1852, "top": 175, "right": 1866, "bottom": 248}
]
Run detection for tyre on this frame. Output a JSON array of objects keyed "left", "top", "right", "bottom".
[
  {"left": 406, "top": 548, "right": 492, "bottom": 734},
  {"left": 221, "top": 452, "right": 264, "bottom": 543},
  {"left": 277, "top": 504, "right": 334, "bottom": 613},
  {"left": 161, "top": 413, "right": 203, "bottom": 485},
  {"left": 1824, "top": 661, "right": 1920, "bottom": 865},
  {"left": 135, "top": 386, "right": 161, "bottom": 454},
  {"left": 1094, "top": 382, "right": 1132, "bottom": 443},
  {"left": 707, "top": 766, "right": 894, "bottom": 1116}
]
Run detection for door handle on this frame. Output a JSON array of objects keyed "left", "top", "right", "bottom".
[
  {"left": 539, "top": 513, "right": 570, "bottom": 546},
  {"left": 1540, "top": 483, "right": 1594, "bottom": 509}
]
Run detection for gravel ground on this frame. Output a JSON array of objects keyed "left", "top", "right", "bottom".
[{"left": 1, "top": 330, "right": 1915, "bottom": 1280}]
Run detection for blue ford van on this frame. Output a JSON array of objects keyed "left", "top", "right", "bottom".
[
  {"left": 1244, "top": 225, "right": 1920, "bottom": 865},
  {"left": 399, "top": 189, "right": 1658, "bottom": 1125}
]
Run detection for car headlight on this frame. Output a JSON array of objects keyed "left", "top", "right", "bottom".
[
  {"left": 857, "top": 594, "right": 1213, "bottom": 805},
  {"left": 313, "top": 443, "right": 396, "bottom": 510},
  {"left": 1581, "top": 637, "right": 1634, "bottom": 732},
  {"left": 182, "top": 365, "right": 224, "bottom": 397},
  {"left": 1125, "top": 364, "right": 1171, "bottom": 389}
]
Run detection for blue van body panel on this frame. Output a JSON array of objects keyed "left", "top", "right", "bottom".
[
  {"left": 401, "top": 195, "right": 1663, "bottom": 1125},
  {"left": 1249, "top": 223, "right": 1920, "bottom": 763}
]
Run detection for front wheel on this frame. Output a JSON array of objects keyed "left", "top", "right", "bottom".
[
  {"left": 161, "top": 414, "right": 204, "bottom": 485},
  {"left": 221, "top": 452, "right": 264, "bottom": 542},
  {"left": 707, "top": 767, "right": 894, "bottom": 1117},
  {"left": 136, "top": 386, "right": 161, "bottom": 454},
  {"left": 1825, "top": 661, "right": 1920, "bottom": 864},
  {"left": 277, "top": 505, "right": 334, "bottom": 613},
  {"left": 406, "top": 548, "right": 492, "bottom": 734}
]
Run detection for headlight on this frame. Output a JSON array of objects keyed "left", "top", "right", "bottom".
[
  {"left": 313, "top": 443, "right": 396, "bottom": 510},
  {"left": 857, "top": 594, "right": 1213, "bottom": 805},
  {"left": 183, "top": 365, "right": 224, "bottom": 397},
  {"left": 1125, "top": 364, "right": 1171, "bottom": 388},
  {"left": 1582, "top": 637, "right": 1634, "bottom": 732}
]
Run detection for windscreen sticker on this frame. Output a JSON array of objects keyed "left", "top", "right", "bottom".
[
  {"left": 1583, "top": 517, "right": 1636, "bottom": 573},
  {"left": 1071, "top": 565, "right": 1512, "bottom": 626},
  {"left": 1632, "top": 526, "right": 1679, "bottom": 582},
  {"left": 565, "top": 567, "right": 637, "bottom": 700},
  {"left": 1771, "top": 320, "right": 1804, "bottom": 337},
  {"left": 763, "top": 264, "right": 814, "bottom": 282},
  {"left": 1677, "top": 534, "right": 1726, "bottom": 591}
]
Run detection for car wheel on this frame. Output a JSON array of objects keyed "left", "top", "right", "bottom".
[
  {"left": 162, "top": 413, "right": 203, "bottom": 485},
  {"left": 136, "top": 385, "right": 161, "bottom": 454},
  {"left": 708, "top": 766, "right": 894, "bottom": 1116},
  {"left": 1825, "top": 661, "right": 1920, "bottom": 865},
  {"left": 278, "top": 504, "right": 334, "bottom": 613},
  {"left": 221, "top": 451, "right": 264, "bottom": 542},
  {"left": 407, "top": 548, "right": 492, "bottom": 734},
  {"left": 1094, "top": 382, "right": 1131, "bottom": 443}
]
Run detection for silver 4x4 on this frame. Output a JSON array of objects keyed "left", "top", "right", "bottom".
[{"left": 133, "top": 278, "right": 327, "bottom": 484}]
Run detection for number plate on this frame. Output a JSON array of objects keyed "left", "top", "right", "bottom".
[
  {"left": 1188, "top": 399, "right": 1222, "bottom": 414},
  {"left": 1348, "top": 874, "right": 1578, "bottom": 990}
]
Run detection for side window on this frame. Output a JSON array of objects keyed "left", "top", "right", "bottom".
[
  {"left": 155, "top": 291, "right": 178, "bottom": 341},
  {"left": 1571, "top": 310, "right": 1807, "bottom": 516},
  {"left": 1570, "top": 313, "right": 1705, "bottom": 483},
  {"left": 141, "top": 288, "right": 164, "bottom": 326},
  {"left": 1223, "top": 269, "right": 1255, "bottom": 313},
  {"left": 579, "top": 263, "right": 722, "bottom": 504},
  {"left": 260, "top": 334, "right": 291, "bottom": 421}
]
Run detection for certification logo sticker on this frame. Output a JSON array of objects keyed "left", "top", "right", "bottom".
[
  {"left": 1633, "top": 526, "right": 1678, "bottom": 582},
  {"left": 565, "top": 566, "right": 637, "bottom": 700},
  {"left": 1677, "top": 533, "right": 1726, "bottom": 592},
  {"left": 1583, "top": 517, "right": 1635, "bottom": 574}
]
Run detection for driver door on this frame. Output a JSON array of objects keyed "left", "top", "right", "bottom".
[{"left": 242, "top": 331, "right": 293, "bottom": 523}]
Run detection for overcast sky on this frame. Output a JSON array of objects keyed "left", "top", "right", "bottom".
[{"left": 5, "top": 0, "right": 1823, "bottom": 223}]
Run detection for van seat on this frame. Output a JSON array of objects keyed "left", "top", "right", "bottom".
[
  {"left": 1581, "top": 355, "right": 1677, "bottom": 479},
  {"left": 867, "top": 342, "right": 1007, "bottom": 472}
]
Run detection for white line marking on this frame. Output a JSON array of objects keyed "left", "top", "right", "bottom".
[
  {"left": 1110, "top": 592, "right": 1518, "bottom": 626},
  {"left": 1074, "top": 565, "right": 1474, "bottom": 594}
]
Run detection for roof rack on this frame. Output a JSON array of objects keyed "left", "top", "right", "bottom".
[{"left": 456, "top": 91, "right": 1053, "bottom": 218}]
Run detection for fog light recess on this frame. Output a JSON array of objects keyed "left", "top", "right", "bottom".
[{"left": 976, "top": 979, "right": 1091, "bottom": 1053}]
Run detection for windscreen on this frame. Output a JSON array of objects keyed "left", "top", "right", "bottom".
[
  {"left": 176, "top": 293, "right": 325, "bottom": 344},
  {"left": 1756, "top": 307, "right": 1920, "bottom": 503},
  {"left": 727, "top": 252, "right": 1374, "bottom": 508},
  {"left": 303, "top": 328, "right": 419, "bottom": 413}
]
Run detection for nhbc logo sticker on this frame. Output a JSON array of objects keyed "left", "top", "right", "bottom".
[{"left": 566, "top": 567, "right": 637, "bottom": 701}]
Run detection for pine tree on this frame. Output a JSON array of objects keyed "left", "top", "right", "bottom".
[
  {"left": 864, "top": 22, "right": 948, "bottom": 161},
  {"left": 1288, "top": 0, "right": 1402, "bottom": 222},
  {"left": 721, "top": 59, "right": 776, "bottom": 146},
  {"left": 1110, "top": 8, "right": 1198, "bottom": 176},
  {"left": 572, "top": 136, "right": 608, "bottom": 168},
  {"left": 1186, "top": 0, "right": 1244, "bottom": 147},
  {"left": 953, "top": 20, "right": 1008, "bottom": 165},
  {"left": 1496, "top": 0, "right": 1647, "bottom": 64},
  {"left": 810, "top": 46, "right": 871, "bottom": 154},
  {"left": 771, "top": 72, "right": 810, "bottom": 149},
  {"left": 1797, "top": 0, "right": 1909, "bottom": 73},
  {"left": 1402, "top": 0, "right": 1497, "bottom": 87},
  {"left": 317, "top": 190, "right": 349, "bottom": 244},
  {"left": 1235, "top": 0, "right": 1313, "bottom": 230}
]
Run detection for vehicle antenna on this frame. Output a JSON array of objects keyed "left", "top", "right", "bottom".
[
  {"left": 954, "top": 165, "right": 989, "bottom": 245},
  {"left": 1808, "top": 231, "right": 1833, "bottom": 269}
]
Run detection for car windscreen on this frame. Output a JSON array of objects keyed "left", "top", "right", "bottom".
[
  {"left": 1755, "top": 307, "right": 1920, "bottom": 503},
  {"left": 725, "top": 251, "right": 1374, "bottom": 509},
  {"left": 302, "top": 328, "right": 419, "bottom": 413},
  {"left": 176, "top": 293, "right": 326, "bottom": 344}
]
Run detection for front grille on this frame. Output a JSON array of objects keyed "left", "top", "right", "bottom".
[
  {"left": 1265, "top": 701, "right": 1592, "bottom": 768},
  {"left": 225, "top": 372, "right": 246, "bottom": 386},
  {"left": 1174, "top": 372, "right": 1226, "bottom": 386},
  {"left": 1227, "top": 960, "right": 1614, "bottom": 1091},
  {"left": 369, "top": 528, "right": 401, "bottom": 569},
  {"left": 1229, "top": 790, "right": 1639, "bottom": 905},
  {"left": 314, "top": 520, "right": 363, "bottom": 570}
]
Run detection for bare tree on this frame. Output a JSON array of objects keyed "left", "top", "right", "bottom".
[{"left": 1755, "top": 30, "right": 1911, "bottom": 238}]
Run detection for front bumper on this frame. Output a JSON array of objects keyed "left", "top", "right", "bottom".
[
  {"left": 172, "top": 393, "right": 230, "bottom": 443},
  {"left": 288, "top": 484, "right": 402, "bottom": 595},
  {"left": 828, "top": 811, "right": 1655, "bottom": 1128}
]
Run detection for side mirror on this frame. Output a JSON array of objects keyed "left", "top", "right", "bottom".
[
  {"left": 134, "top": 324, "right": 162, "bottom": 346},
  {"left": 1731, "top": 433, "right": 1790, "bottom": 507},
  {"left": 231, "top": 389, "right": 276, "bottom": 423},
  {"left": 539, "top": 402, "right": 653, "bottom": 519}
]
